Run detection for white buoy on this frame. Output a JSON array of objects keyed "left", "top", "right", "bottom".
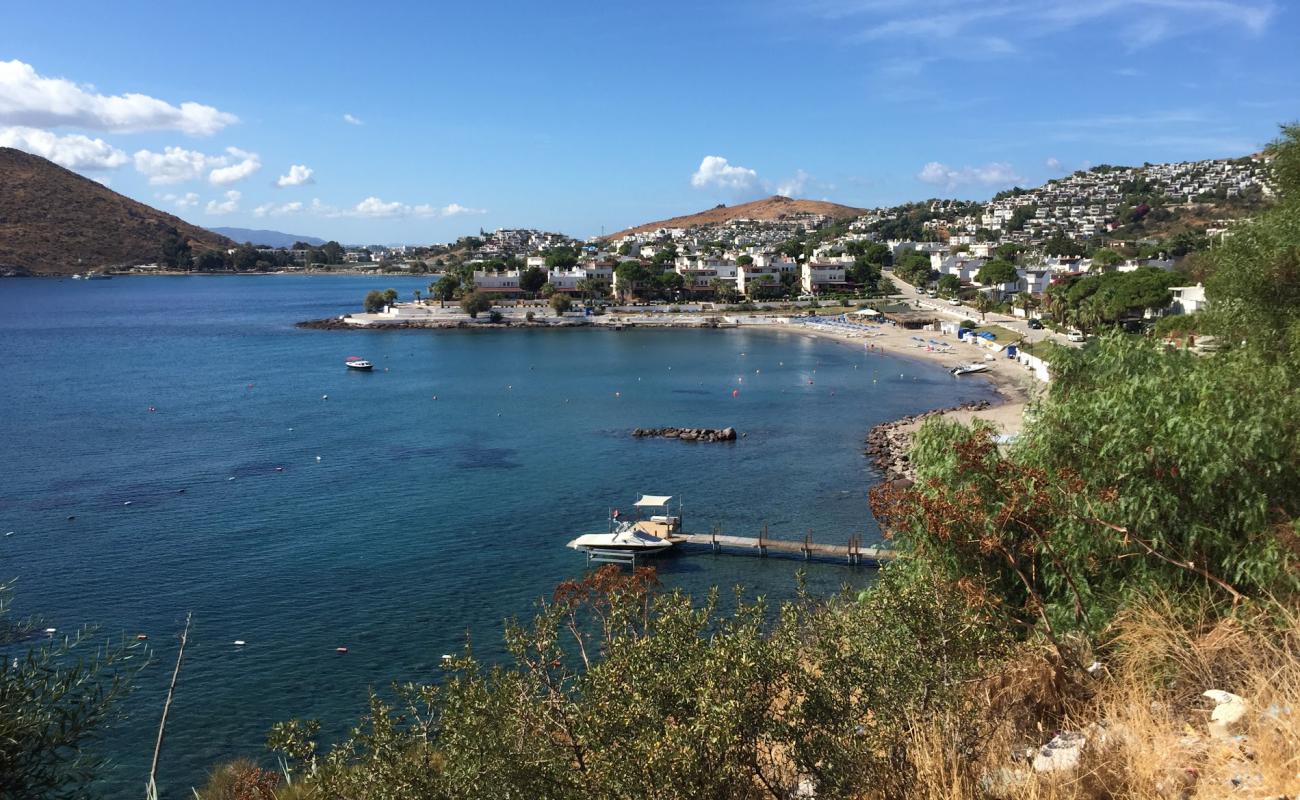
[
  {"left": 316, "top": 456, "right": 322, "bottom": 462},
  {"left": 123, "top": 501, "right": 132, "bottom": 506},
  {"left": 3, "top": 531, "right": 13, "bottom": 537},
  {"left": 45, "top": 627, "right": 56, "bottom": 634},
  {"left": 322, "top": 394, "right": 328, "bottom": 400},
  {"left": 228, "top": 476, "right": 235, "bottom": 481},
  {"left": 234, "top": 640, "right": 246, "bottom": 646}
]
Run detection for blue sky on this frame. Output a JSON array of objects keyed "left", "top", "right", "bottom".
[{"left": 1, "top": 0, "right": 1296, "bottom": 243}]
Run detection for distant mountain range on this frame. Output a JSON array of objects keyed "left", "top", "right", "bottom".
[
  {"left": 0, "top": 148, "right": 232, "bottom": 275},
  {"left": 604, "top": 195, "right": 866, "bottom": 239},
  {"left": 207, "top": 227, "right": 326, "bottom": 248}
]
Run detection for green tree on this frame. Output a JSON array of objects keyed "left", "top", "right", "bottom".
[
  {"left": 460, "top": 291, "right": 492, "bottom": 318},
  {"left": 382, "top": 288, "right": 398, "bottom": 307},
  {"left": 0, "top": 585, "right": 144, "bottom": 799},
  {"left": 973, "top": 292, "right": 994, "bottom": 321},
  {"left": 320, "top": 241, "right": 345, "bottom": 264},
  {"left": 544, "top": 247, "right": 579, "bottom": 270},
  {"left": 195, "top": 250, "right": 226, "bottom": 271},
  {"left": 520, "top": 266, "right": 547, "bottom": 295},
  {"left": 159, "top": 229, "right": 192, "bottom": 269},
  {"left": 708, "top": 277, "right": 739, "bottom": 303},
  {"left": 975, "top": 259, "right": 1018, "bottom": 286},
  {"left": 736, "top": 254, "right": 754, "bottom": 266},
  {"left": 656, "top": 270, "right": 685, "bottom": 298},
  {"left": 432, "top": 274, "right": 460, "bottom": 304},
  {"left": 1090, "top": 248, "right": 1124, "bottom": 270},
  {"left": 937, "top": 274, "right": 961, "bottom": 295},
  {"left": 1201, "top": 123, "right": 1300, "bottom": 360},
  {"left": 549, "top": 293, "right": 573, "bottom": 316},
  {"left": 363, "top": 290, "right": 387, "bottom": 313},
  {"left": 995, "top": 242, "right": 1026, "bottom": 262},
  {"left": 615, "top": 260, "right": 649, "bottom": 299}
]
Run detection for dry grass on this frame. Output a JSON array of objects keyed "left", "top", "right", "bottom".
[{"left": 881, "top": 598, "right": 1300, "bottom": 800}]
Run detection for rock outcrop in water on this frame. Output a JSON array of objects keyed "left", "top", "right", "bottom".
[{"left": 632, "top": 427, "right": 737, "bottom": 443}]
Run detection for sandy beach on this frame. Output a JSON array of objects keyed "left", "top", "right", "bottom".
[{"left": 751, "top": 320, "right": 1036, "bottom": 437}]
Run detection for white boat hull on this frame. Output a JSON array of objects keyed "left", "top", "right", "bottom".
[{"left": 567, "top": 529, "right": 674, "bottom": 554}]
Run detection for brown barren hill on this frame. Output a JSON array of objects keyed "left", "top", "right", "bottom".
[
  {"left": 605, "top": 195, "right": 866, "bottom": 239},
  {"left": 0, "top": 147, "right": 233, "bottom": 275}
]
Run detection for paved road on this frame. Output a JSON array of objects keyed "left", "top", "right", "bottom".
[{"left": 885, "top": 269, "right": 1078, "bottom": 349}]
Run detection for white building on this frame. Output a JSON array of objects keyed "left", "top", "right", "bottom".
[
  {"left": 472, "top": 269, "right": 523, "bottom": 292},
  {"left": 801, "top": 262, "right": 848, "bottom": 295},
  {"left": 1168, "top": 284, "right": 1208, "bottom": 315}
]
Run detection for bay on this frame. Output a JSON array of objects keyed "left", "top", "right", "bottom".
[{"left": 0, "top": 275, "right": 994, "bottom": 795}]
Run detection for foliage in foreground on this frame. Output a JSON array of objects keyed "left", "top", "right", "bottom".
[
  {"left": 242, "top": 564, "right": 1005, "bottom": 800},
  {"left": 0, "top": 585, "right": 146, "bottom": 800},
  {"left": 873, "top": 333, "right": 1300, "bottom": 638}
]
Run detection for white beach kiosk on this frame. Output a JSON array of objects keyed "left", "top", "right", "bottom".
[{"left": 566, "top": 493, "right": 682, "bottom": 565}]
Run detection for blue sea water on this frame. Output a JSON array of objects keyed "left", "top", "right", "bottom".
[{"left": 0, "top": 275, "right": 995, "bottom": 796}]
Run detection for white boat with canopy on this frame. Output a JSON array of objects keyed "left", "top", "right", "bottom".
[{"left": 567, "top": 494, "right": 682, "bottom": 555}]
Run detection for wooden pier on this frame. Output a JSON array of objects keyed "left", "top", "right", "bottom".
[{"left": 676, "top": 526, "right": 896, "bottom": 565}]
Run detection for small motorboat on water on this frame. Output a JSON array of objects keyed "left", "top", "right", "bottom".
[
  {"left": 84, "top": 272, "right": 112, "bottom": 280},
  {"left": 951, "top": 363, "right": 990, "bottom": 376},
  {"left": 345, "top": 357, "right": 373, "bottom": 371},
  {"left": 567, "top": 494, "right": 682, "bottom": 556}
]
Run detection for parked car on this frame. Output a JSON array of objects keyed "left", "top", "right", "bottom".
[
  {"left": 1027, "top": 318, "right": 1043, "bottom": 330},
  {"left": 948, "top": 298, "right": 961, "bottom": 306},
  {"left": 1067, "top": 329, "right": 1086, "bottom": 342}
]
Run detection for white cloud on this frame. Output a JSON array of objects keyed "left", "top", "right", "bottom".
[
  {"left": 205, "top": 190, "right": 240, "bottom": 215},
  {"left": 691, "top": 155, "right": 761, "bottom": 193},
  {"left": 352, "top": 196, "right": 407, "bottom": 218},
  {"left": 133, "top": 145, "right": 260, "bottom": 185},
  {"left": 0, "top": 125, "right": 127, "bottom": 170},
  {"left": 254, "top": 201, "right": 303, "bottom": 218},
  {"left": 835, "top": 1, "right": 1273, "bottom": 54},
  {"left": 276, "top": 164, "right": 314, "bottom": 187},
  {"left": 917, "top": 160, "right": 1023, "bottom": 190},
  {"left": 311, "top": 197, "right": 485, "bottom": 219},
  {"left": 0, "top": 59, "right": 237, "bottom": 135},
  {"left": 133, "top": 146, "right": 213, "bottom": 184},
  {"left": 342, "top": 113, "right": 363, "bottom": 126},
  {"left": 159, "top": 191, "right": 200, "bottom": 209},
  {"left": 775, "top": 169, "right": 812, "bottom": 197},
  {"left": 1045, "top": 156, "right": 1064, "bottom": 172},
  {"left": 416, "top": 202, "right": 485, "bottom": 217},
  {"left": 208, "top": 147, "right": 260, "bottom": 185}
]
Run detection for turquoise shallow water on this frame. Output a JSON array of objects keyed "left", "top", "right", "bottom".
[{"left": 0, "top": 275, "right": 994, "bottom": 795}]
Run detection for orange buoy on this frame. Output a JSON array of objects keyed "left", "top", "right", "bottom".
[{"left": 731, "top": 389, "right": 739, "bottom": 398}]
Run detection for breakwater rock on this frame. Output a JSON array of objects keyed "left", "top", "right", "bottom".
[
  {"left": 633, "top": 427, "right": 737, "bottom": 443},
  {"left": 865, "top": 400, "right": 992, "bottom": 481}
]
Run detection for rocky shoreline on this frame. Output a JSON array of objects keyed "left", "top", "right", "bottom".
[
  {"left": 864, "top": 400, "right": 992, "bottom": 481},
  {"left": 632, "top": 426, "right": 738, "bottom": 443}
]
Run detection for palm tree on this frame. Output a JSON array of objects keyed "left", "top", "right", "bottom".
[
  {"left": 413, "top": 289, "right": 422, "bottom": 305},
  {"left": 974, "top": 292, "right": 995, "bottom": 323},
  {"left": 1013, "top": 292, "right": 1038, "bottom": 321}
]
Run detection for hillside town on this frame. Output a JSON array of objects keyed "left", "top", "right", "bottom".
[{"left": 308, "top": 154, "right": 1268, "bottom": 330}]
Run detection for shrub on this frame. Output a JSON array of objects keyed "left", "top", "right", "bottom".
[
  {"left": 270, "top": 564, "right": 1005, "bottom": 800},
  {"left": 459, "top": 291, "right": 492, "bottom": 318}
]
